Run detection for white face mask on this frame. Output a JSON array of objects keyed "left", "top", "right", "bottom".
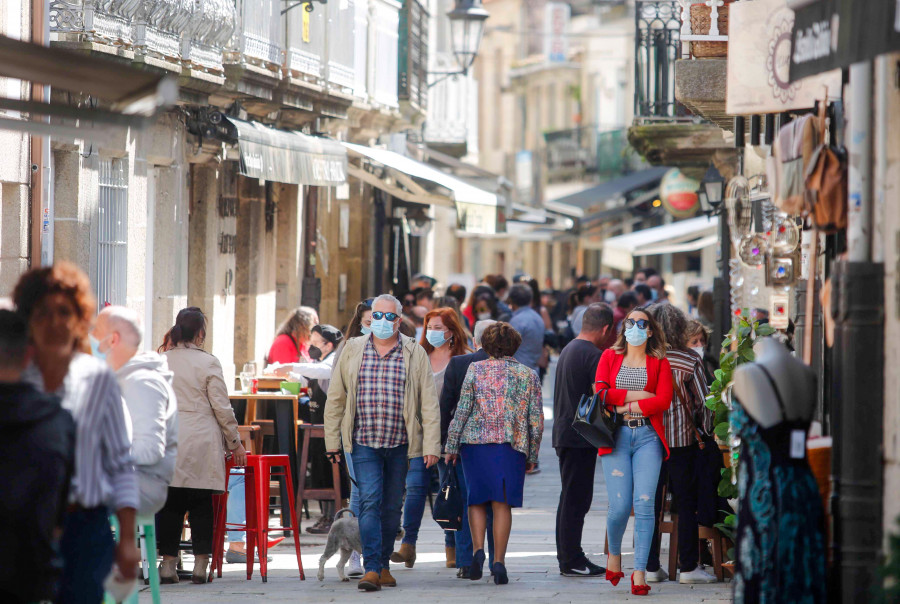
[
  {"left": 691, "top": 346, "right": 705, "bottom": 358},
  {"left": 477, "top": 312, "right": 492, "bottom": 321}
]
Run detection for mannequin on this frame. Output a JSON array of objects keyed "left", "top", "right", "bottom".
[{"left": 732, "top": 337, "right": 816, "bottom": 429}]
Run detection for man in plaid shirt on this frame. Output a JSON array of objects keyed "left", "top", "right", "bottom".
[{"left": 325, "top": 294, "right": 441, "bottom": 592}]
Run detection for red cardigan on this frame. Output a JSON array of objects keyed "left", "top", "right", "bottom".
[{"left": 594, "top": 348, "right": 674, "bottom": 459}]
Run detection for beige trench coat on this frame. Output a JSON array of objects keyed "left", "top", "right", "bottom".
[{"left": 165, "top": 343, "right": 240, "bottom": 491}]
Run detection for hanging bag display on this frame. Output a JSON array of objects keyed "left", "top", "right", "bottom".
[
  {"left": 805, "top": 101, "right": 848, "bottom": 233},
  {"left": 572, "top": 385, "right": 617, "bottom": 449},
  {"left": 770, "top": 113, "right": 820, "bottom": 216},
  {"left": 432, "top": 465, "right": 464, "bottom": 531}
]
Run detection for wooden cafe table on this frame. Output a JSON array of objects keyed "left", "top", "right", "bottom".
[{"left": 228, "top": 392, "right": 301, "bottom": 533}]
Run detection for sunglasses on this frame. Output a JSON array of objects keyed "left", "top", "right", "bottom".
[
  {"left": 372, "top": 311, "right": 400, "bottom": 321},
  {"left": 362, "top": 297, "right": 375, "bottom": 308},
  {"left": 624, "top": 318, "right": 650, "bottom": 330}
]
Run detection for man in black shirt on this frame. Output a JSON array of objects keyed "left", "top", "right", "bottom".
[{"left": 553, "top": 303, "right": 614, "bottom": 577}]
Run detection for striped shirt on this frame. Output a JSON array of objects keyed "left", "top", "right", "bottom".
[
  {"left": 27, "top": 354, "right": 138, "bottom": 510},
  {"left": 353, "top": 337, "right": 408, "bottom": 448},
  {"left": 664, "top": 349, "right": 712, "bottom": 448}
]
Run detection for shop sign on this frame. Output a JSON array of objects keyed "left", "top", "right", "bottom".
[
  {"left": 790, "top": 0, "right": 900, "bottom": 81},
  {"left": 544, "top": 3, "right": 570, "bottom": 63},
  {"left": 726, "top": 0, "right": 842, "bottom": 115},
  {"left": 659, "top": 168, "right": 700, "bottom": 219}
]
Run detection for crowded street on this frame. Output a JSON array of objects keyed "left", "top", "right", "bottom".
[
  {"left": 135, "top": 364, "right": 733, "bottom": 603},
  {"left": 1, "top": 0, "right": 899, "bottom": 603}
]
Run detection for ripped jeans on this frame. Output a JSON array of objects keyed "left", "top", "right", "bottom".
[{"left": 601, "top": 425, "right": 664, "bottom": 572}]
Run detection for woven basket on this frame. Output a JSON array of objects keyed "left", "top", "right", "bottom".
[{"left": 689, "top": 3, "right": 730, "bottom": 58}]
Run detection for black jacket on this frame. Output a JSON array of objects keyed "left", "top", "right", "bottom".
[
  {"left": 0, "top": 382, "right": 75, "bottom": 603},
  {"left": 439, "top": 349, "right": 489, "bottom": 447}
]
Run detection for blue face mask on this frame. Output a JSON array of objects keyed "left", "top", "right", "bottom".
[
  {"left": 90, "top": 334, "right": 109, "bottom": 362},
  {"left": 370, "top": 318, "right": 396, "bottom": 340},
  {"left": 426, "top": 329, "right": 448, "bottom": 348},
  {"left": 360, "top": 325, "right": 372, "bottom": 336},
  {"left": 625, "top": 325, "right": 649, "bottom": 347},
  {"left": 650, "top": 288, "right": 659, "bottom": 301}
]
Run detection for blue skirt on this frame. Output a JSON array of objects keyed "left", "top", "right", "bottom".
[{"left": 460, "top": 443, "right": 526, "bottom": 508}]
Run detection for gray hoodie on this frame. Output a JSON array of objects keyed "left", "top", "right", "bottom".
[{"left": 116, "top": 352, "right": 179, "bottom": 484}]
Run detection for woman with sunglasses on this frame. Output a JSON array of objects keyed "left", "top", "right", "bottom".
[
  {"left": 595, "top": 309, "right": 673, "bottom": 596},
  {"left": 391, "top": 307, "right": 471, "bottom": 569}
]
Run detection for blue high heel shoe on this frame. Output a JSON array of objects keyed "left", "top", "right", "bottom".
[
  {"left": 492, "top": 562, "right": 508, "bottom": 585},
  {"left": 469, "top": 549, "right": 486, "bottom": 581}
]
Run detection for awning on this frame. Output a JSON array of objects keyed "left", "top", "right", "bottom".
[
  {"left": 601, "top": 216, "right": 719, "bottom": 272},
  {"left": 343, "top": 142, "right": 504, "bottom": 235},
  {"left": 0, "top": 34, "right": 177, "bottom": 134},
  {"left": 549, "top": 167, "right": 670, "bottom": 213},
  {"left": 226, "top": 118, "right": 348, "bottom": 186}
]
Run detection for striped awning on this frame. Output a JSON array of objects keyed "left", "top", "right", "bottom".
[{"left": 226, "top": 117, "right": 347, "bottom": 186}]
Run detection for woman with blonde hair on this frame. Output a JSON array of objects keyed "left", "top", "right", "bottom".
[
  {"left": 392, "top": 307, "right": 470, "bottom": 568},
  {"left": 594, "top": 308, "right": 673, "bottom": 596},
  {"left": 267, "top": 306, "right": 319, "bottom": 365}
]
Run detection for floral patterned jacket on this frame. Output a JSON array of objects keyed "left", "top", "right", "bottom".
[{"left": 445, "top": 356, "right": 544, "bottom": 463}]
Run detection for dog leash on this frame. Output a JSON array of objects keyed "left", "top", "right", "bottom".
[{"left": 326, "top": 451, "right": 359, "bottom": 488}]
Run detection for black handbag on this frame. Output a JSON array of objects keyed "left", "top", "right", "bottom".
[
  {"left": 572, "top": 387, "right": 618, "bottom": 449},
  {"left": 432, "top": 465, "right": 464, "bottom": 531}
]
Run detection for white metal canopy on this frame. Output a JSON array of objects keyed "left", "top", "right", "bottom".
[{"left": 601, "top": 216, "right": 719, "bottom": 272}]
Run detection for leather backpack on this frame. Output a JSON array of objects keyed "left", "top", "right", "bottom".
[{"left": 805, "top": 102, "right": 848, "bottom": 233}]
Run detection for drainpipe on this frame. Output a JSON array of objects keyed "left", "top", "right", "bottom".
[{"left": 832, "top": 60, "right": 884, "bottom": 602}]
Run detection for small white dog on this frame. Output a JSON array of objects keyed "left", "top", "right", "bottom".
[{"left": 317, "top": 509, "right": 404, "bottom": 582}]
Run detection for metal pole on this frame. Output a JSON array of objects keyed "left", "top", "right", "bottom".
[
  {"left": 847, "top": 62, "right": 873, "bottom": 262},
  {"left": 832, "top": 61, "right": 883, "bottom": 602}
]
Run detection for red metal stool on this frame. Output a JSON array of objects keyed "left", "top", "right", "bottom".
[
  {"left": 246, "top": 454, "right": 305, "bottom": 582},
  {"left": 210, "top": 456, "right": 258, "bottom": 581}
]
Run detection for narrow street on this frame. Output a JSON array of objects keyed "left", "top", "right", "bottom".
[{"left": 143, "top": 365, "right": 733, "bottom": 603}]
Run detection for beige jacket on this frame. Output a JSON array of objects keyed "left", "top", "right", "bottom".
[
  {"left": 325, "top": 334, "right": 441, "bottom": 459},
  {"left": 165, "top": 343, "right": 240, "bottom": 491}
]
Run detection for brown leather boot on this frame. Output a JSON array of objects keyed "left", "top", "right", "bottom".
[
  {"left": 358, "top": 571, "right": 381, "bottom": 591},
  {"left": 446, "top": 546, "right": 456, "bottom": 568},
  {"left": 380, "top": 568, "right": 397, "bottom": 587},
  {"left": 390, "top": 543, "right": 416, "bottom": 568}
]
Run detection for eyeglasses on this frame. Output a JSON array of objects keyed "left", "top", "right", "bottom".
[
  {"left": 624, "top": 318, "right": 649, "bottom": 330},
  {"left": 372, "top": 311, "right": 400, "bottom": 321}
]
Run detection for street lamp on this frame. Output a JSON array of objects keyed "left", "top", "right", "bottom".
[
  {"left": 699, "top": 163, "right": 725, "bottom": 216},
  {"left": 428, "top": 0, "right": 489, "bottom": 87}
]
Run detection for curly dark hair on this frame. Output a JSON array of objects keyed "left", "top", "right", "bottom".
[
  {"left": 649, "top": 303, "right": 689, "bottom": 351},
  {"left": 480, "top": 322, "right": 521, "bottom": 358},
  {"left": 13, "top": 262, "right": 97, "bottom": 352}
]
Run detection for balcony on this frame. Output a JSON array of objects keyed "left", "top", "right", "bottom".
[
  {"left": 49, "top": 0, "right": 235, "bottom": 83},
  {"left": 629, "top": 0, "right": 735, "bottom": 174},
  {"left": 543, "top": 126, "right": 643, "bottom": 184}
]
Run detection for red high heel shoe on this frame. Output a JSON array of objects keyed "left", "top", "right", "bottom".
[
  {"left": 631, "top": 572, "right": 651, "bottom": 596},
  {"left": 605, "top": 569, "right": 625, "bottom": 586}
]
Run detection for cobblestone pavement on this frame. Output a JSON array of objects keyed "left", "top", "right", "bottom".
[{"left": 141, "top": 364, "right": 734, "bottom": 603}]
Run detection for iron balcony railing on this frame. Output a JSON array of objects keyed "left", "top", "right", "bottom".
[{"left": 634, "top": 0, "right": 681, "bottom": 119}]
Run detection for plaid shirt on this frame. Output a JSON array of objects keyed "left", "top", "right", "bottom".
[
  {"left": 353, "top": 337, "right": 408, "bottom": 448},
  {"left": 663, "top": 349, "right": 712, "bottom": 448}
]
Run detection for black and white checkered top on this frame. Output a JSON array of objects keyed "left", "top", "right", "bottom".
[{"left": 616, "top": 365, "right": 648, "bottom": 418}]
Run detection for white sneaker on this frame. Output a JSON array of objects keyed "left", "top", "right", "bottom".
[
  {"left": 679, "top": 566, "right": 717, "bottom": 584},
  {"left": 645, "top": 568, "right": 669, "bottom": 582},
  {"left": 348, "top": 551, "right": 364, "bottom": 578}
]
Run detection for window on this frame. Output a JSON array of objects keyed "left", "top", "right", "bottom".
[{"left": 96, "top": 158, "right": 128, "bottom": 306}]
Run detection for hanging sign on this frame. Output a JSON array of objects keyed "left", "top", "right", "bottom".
[
  {"left": 659, "top": 168, "right": 700, "bottom": 219},
  {"left": 726, "top": 0, "right": 842, "bottom": 115},
  {"left": 790, "top": 0, "right": 900, "bottom": 81},
  {"left": 544, "top": 3, "right": 570, "bottom": 63}
]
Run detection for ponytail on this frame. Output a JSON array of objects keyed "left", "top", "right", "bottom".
[{"left": 167, "top": 307, "right": 207, "bottom": 348}]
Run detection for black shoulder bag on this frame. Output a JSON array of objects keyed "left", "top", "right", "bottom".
[
  {"left": 432, "top": 465, "right": 464, "bottom": 531},
  {"left": 572, "top": 383, "right": 618, "bottom": 449}
]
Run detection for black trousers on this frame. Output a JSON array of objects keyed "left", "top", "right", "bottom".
[
  {"left": 156, "top": 486, "right": 216, "bottom": 557},
  {"left": 647, "top": 444, "right": 701, "bottom": 573},
  {"left": 555, "top": 447, "right": 597, "bottom": 565}
]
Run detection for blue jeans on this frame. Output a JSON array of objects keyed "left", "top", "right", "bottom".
[
  {"left": 350, "top": 443, "right": 409, "bottom": 574},
  {"left": 345, "top": 448, "right": 360, "bottom": 517},
  {"left": 226, "top": 470, "right": 245, "bottom": 543},
  {"left": 601, "top": 425, "right": 664, "bottom": 572},
  {"left": 401, "top": 456, "right": 429, "bottom": 545},
  {"left": 58, "top": 507, "right": 114, "bottom": 604}
]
